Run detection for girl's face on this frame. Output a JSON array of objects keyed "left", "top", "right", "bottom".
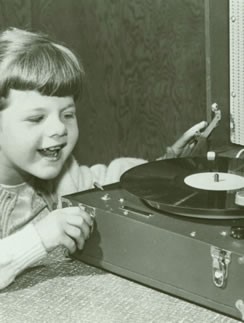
[{"left": 0, "top": 89, "right": 79, "bottom": 184}]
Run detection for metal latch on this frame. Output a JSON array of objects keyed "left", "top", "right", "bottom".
[{"left": 210, "top": 246, "right": 231, "bottom": 288}]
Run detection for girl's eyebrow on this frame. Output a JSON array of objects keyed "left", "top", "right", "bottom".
[
  {"left": 28, "top": 103, "right": 76, "bottom": 112},
  {"left": 61, "top": 104, "right": 76, "bottom": 111}
]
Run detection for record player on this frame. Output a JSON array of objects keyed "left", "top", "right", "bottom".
[{"left": 63, "top": 106, "right": 244, "bottom": 321}]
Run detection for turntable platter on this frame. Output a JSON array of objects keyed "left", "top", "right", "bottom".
[{"left": 120, "top": 157, "right": 244, "bottom": 219}]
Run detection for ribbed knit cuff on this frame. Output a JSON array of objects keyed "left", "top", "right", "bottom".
[{"left": 6, "top": 224, "right": 47, "bottom": 275}]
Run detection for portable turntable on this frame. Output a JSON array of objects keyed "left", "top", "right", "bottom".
[
  {"left": 62, "top": 0, "right": 244, "bottom": 318},
  {"left": 64, "top": 100, "right": 244, "bottom": 320},
  {"left": 63, "top": 153, "right": 244, "bottom": 322}
]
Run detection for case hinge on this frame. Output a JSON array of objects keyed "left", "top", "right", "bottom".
[{"left": 210, "top": 246, "right": 231, "bottom": 288}]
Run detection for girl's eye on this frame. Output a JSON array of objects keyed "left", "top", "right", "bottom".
[
  {"left": 64, "top": 112, "right": 76, "bottom": 119},
  {"left": 27, "top": 116, "right": 44, "bottom": 123}
]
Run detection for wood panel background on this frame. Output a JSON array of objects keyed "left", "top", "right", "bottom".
[{"left": 0, "top": 0, "right": 206, "bottom": 165}]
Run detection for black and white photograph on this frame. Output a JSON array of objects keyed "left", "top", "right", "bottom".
[{"left": 0, "top": 0, "right": 244, "bottom": 322}]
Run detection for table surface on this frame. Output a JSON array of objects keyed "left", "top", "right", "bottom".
[{"left": 0, "top": 247, "right": 240, "bottom": 323}]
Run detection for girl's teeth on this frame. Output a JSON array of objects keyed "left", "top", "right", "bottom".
[
  {"left": 44, "top": 147, "right": 60, "bottom": 152},
  {"left": 38, "top": 145, "right": 65, "bottom": 159},
  {"left": 39, "top": 148, "right": 60, "bottom": 158}
]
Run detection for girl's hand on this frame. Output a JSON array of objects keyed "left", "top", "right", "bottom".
[
  {"left": 34, "top": 207, "right": 93, "bottom": 253},
  {"left": 170, "top": 121, "right": 207, "bottom": 157}
]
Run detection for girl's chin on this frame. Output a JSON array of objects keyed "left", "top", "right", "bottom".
[
  {"left": 32, "top": 167, "right": 63, "bottom": 181},
  {"left": 37, "top": 171, "right": 61, "bottom": 180}
]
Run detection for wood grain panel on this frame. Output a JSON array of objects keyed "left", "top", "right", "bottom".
[
  {"left": 74, "top": 0, "right": 205, "bottom": 164},
  {"left": 72, "top": 0, "right": 206, "bottom": 164},
  {"left": 0, "top": 0, "right": 31, "bottom": 29},
  {"left": 115, "top": 0, "right": 206, "bottom": 160}
]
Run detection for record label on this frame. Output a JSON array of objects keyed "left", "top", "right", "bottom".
[{"left": 184, "top": 172, "right": 244, "bottom": 191}]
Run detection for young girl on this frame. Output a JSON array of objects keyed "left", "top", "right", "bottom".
[{"left": 0, "top": 27, "right": 206, "bottom": 289}]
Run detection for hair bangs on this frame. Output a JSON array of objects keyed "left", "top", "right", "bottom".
[{"left": 1, "top": 40, "right": 84, "bottom": 100}]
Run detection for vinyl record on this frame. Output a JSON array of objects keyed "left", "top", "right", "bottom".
[{"left": 120, "top": 157, "right": 244, "bottom": 219}]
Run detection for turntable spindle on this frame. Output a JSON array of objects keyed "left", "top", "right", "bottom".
[{"left": 214, "top": 173, "right": 219, "bottom": 182}]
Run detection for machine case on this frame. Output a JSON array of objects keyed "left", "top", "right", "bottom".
[{"left": 64, "top": 184, "right": 244, "bottom": 321}]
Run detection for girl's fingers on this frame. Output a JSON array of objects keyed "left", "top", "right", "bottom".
[
  {"left": 62, "top": 235, "right": 77, "bottom": 254},
  {"left": 172, "top": 121, "right": 207, "bottom": 152},
  {"left": 64, "top": 225, "right": 86, "bottom": 250},
  {"left": 80, "top": 210, "right": 94, "bottom": 227},
  {"left": 65, "top": 209, "right": 93, "bottom": 228},
  {"left": 183, "top": 121, "right": 207, "bottom": 141}
]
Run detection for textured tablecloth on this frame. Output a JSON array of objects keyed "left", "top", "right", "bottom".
[{"left": 0, "top": 248, "right": 240, "bottom": 323}]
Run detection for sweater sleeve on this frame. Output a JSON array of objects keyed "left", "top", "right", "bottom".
[
  {"left": 92, "top": 157, "right": 147, "bottom": 185},
  {"left": 0, "top": 223, "right": 47, "bottom": 290},
  {"left": 55, "top": 156, "right": 147, "bottom": 197}
]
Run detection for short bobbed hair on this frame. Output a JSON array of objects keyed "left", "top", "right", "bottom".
[{"left": 0, "top": 27, "right": 84, "bottom": 101}]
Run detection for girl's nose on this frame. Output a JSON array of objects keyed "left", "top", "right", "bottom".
[{"left": 45, "top": 116, "right": 67, "bottom": 137}]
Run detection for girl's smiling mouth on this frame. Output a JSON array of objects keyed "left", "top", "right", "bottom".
[{"left": 38, "top": 143, "right": 67, "bottom": 160}]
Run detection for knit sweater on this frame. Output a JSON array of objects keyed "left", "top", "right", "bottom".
[{"left": 0, "top": 156, "right": 147, "bottom": 289}]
